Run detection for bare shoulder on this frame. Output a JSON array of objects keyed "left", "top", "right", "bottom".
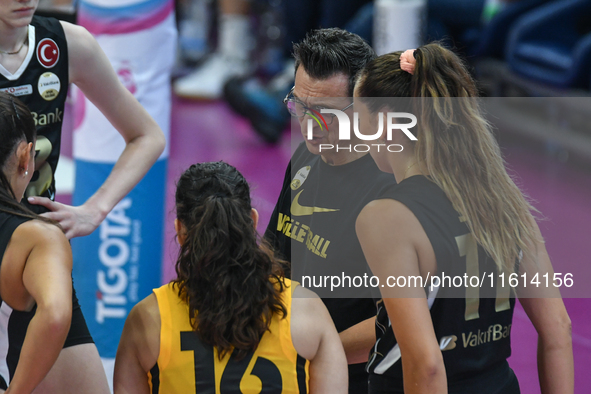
[
  {"left": 358, "top": 198, "right": 414, "bottom": 228},
  {"left": 59, "top": 20, "right": 101, "bottom": 84},
  {"left": 127, "top": 293, "right": 160, "bottom": 332},
  {"left": 291, "top": 285, "right": 326, "bottom": 320},
  {"left": 290, "top": 285, "right": 332, "bottom": 360},
  {"left": 59, "top": 20, "right": 94, "bottom": 46},
  {"left": 1, "top": 219, "right": 70, "bottom": 307},
  {"left": 356, "top": 198, "right": 419, "bottom": 244},
  {"left": 12, "top": 219, "right": 67, "bottom": 248},
  {"left": 122, "top": 293, "right": 161, "bottom": 372},
  {"left": 115, "top": 293, "right": 161, "bottom": 390},
  {"left": 292, "top": 284, "right": 319, "bottom": 300},
  {"left": 0, "top": 219, "right": 59, "bottom": 276},
  {"left": 356, "top": 196, "right": 434, "bottom": 297}
]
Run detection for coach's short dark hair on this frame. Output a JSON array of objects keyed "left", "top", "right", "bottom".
[{"left": 293, "top": 28, "right": 376, "bottom": 96}]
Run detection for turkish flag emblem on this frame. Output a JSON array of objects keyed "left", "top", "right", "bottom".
[{"left": 36, "top": 38, "right": 60, "bottom": 69}]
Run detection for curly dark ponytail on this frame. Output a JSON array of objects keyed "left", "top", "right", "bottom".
[{"left": 173, "top": 161, "right": 287, "bottom": 360}]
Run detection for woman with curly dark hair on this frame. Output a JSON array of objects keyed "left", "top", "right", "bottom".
[{"left": 114, "top": 161, "right": 347, "bottom": 394}]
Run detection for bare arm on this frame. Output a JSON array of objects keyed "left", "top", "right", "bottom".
[
  {"left": 517, "top": 223, "right": 573, "bottom": 394},
  {"left": 29, "top": 22, "right": 166, "bottom": 239},
  {"left": 338, "top": 316, "right": 375, "bottom": 364},
  {"left": 356, "top": 199, "right": 447, "bottom": 394},
  {"left": 114, "top": 294, "right": 160, "bottom": 394},
  {"left": 291, "top": 286, "right": 348, "bottom": 394},
  {"left": 4, "top": 222, "right": 72, "bottom": 394}
]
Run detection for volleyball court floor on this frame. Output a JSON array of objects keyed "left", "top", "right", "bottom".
[{"left": 59, "top": 96, "right": 591, "bottom": 393}]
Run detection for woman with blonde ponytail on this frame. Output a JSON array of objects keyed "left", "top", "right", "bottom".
[{"left": 354, "top": 44, "right": 573, "bottom": 393}]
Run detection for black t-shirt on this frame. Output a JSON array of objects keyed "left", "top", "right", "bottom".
[
  {"left": 265, "top": 143, "right": 397, "bottom": 392},
  {"left": 367, "top": 176, "right": 515, "bottom": 391},
  {"left": 0, "top": 16, "right": 69, "bottom": 212}
]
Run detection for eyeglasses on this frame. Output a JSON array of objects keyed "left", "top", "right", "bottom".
[{"left": 283, "top": 87, "right": 353, "bottom": 125}]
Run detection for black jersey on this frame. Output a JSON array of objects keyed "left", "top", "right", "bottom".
[
  {"left": 0, "top": 17, "right": 94, "bottom": 353},
  {"left": 0, "top": 211, "right": 34, "bottom": 389},
  {"left": 0, "top": 16, "right": 69, "bottom": 211},
  {"left": 265, "top": 143, "right": 396, "bottom": 393},
  {"left": 367, "top": 176, "right": 516, "bottom": 393}
]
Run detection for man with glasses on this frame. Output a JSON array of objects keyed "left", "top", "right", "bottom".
[{"left": 264, "top": 28, "right": 396, "bottom": 393}]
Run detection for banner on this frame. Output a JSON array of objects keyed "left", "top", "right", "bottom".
[
  {"left": 71, "top": 0, "right": 176, "bottom": 385},
  {"left": 71, "top": 159, "right": 166, "bottom": 350}
]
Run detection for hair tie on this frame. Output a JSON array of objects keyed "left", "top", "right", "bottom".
[{"left": 400, "top": 49, "right": 417, "bottom": 75}]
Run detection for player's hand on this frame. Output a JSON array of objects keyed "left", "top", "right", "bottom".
[{"left": 27, "top": 197, "right": 104, "bottom": 239}]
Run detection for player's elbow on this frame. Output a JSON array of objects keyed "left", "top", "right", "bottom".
[
  {"left": 418, "top": 356, "right": 445, "bottom": 381},
  {"left": 146, "top": 125, "right": 166, "bottom": 157},
  {"left": 541, "top": 313, "right": 572, "bottom": 351},
  {"left": 40, "top": 302, "right": 72, "bottom": 341},
  {"left": 39, "top": 291, "right": 72, "bottom": 332},
  {"left": 47, "top": 313, "right": 71, "bottom": 340},
  {"left": 404, "top": 352, "right": 447, "bottom": 392},
  {"left": 154, "top": 128, "right": 166, "bottom": 154},
  {"left": 559, "top": 314, "right": 572, "bottom": 339}
]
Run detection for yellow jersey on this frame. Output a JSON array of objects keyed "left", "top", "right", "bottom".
[{"left": 149, "top": 279, "right": 309, "bottom": 393}]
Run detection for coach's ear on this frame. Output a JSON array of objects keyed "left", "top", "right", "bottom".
[
  {"left": 251, "top": 208, "right": 259, "bottom": 230},
  {"left": 174, "top": 218, "right": 187, "bottom": 246}
]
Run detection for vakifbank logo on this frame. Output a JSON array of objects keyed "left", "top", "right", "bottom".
[{"left": 306, "top": 109, "right": 417, "bottom": 152}]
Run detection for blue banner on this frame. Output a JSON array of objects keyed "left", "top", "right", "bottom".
[{"left": 71, "top": 159, "right": 167, "bottom": 358}]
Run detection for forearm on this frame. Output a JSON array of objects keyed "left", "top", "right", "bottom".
[
  {"left": 7, "top": 308, "right": 70, "bottom": 394},
  {"left": 83, "top": 130, "right": 165, "bottom": 220},
  {"left": 538, "top": 336, "right": 573, "bottom": 394},
  {"left": 338, "top": 317, "right": 375, "bottom": 364},
  {"left": 63, "top": 22, "right": 166, "bottom": 222}
]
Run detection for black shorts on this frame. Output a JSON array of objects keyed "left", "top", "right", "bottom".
[
  {"left": 349, "top": 363, "right": 369, "bottom": 394},
  {"left": 369, "top": 361, "right": 520, "bottom": 394},
  {"left": 8, "top": 283, "right": 93, "bottom": 348},
  {"left": 1, "top": 283, "right": 94, "bottom": 386},
  {"left": 65, "top": 284, "right": 94, "bottom": 347}
]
